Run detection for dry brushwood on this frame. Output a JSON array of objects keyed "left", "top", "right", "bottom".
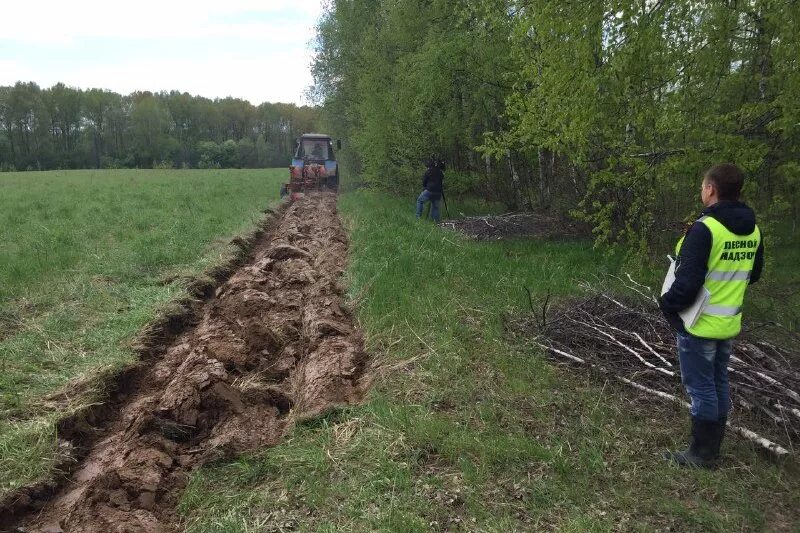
[
  {"left": 439, "top": 212, "right": 588, "bottom": 241},
  {"left": 510, "top": 279, "right": 800, "bottom": 457}
]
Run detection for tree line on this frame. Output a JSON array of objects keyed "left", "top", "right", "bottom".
[
  {"left": 0, "top": 82, "right": 319, "bottom": 171},
  {"left": 312, "top": 0, "right": 799, "bottom": 251}
]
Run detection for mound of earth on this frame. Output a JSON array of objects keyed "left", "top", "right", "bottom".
[
  {"left": 5, "top": 192, "right": 370, "bottom": 533},
  {"left": 440, "top": 212, "right": 589, "bottom": 241}
]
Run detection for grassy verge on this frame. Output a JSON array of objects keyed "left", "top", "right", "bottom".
[
  {"left": 0, "top": 168, "right": 284, "bottom": 496},
  {"left": 179, "top": 190, "right": 800, "bottom": 531}
]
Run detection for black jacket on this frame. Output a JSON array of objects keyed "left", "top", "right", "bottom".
[
  {"left": 659, "top": 201, "right": 764, "bottom": 333},
  {"left": 422, "top": 167, "right": 444, "bottom": 193}
]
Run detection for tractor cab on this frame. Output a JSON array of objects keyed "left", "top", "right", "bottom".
[
  {"left": 281, "top": 133, "right": 340, "bottom": 199},
  {"left": 295, "top": 136, "right": 333, "bottom": 162}
]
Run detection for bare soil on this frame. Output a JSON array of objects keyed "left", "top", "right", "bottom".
[
  {"left": 440, "top": 212, "right": 589, "bottom": 241},
  {"left": 5, "top": 192, "right": 370, "bottom": 533}
]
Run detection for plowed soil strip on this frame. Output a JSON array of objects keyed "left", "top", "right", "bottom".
[{"left": 10, "top": 192, "right": 369, "bottom": 533}]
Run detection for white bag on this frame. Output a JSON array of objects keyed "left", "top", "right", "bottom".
[{"left": 661, "top": 256, "right": 710, "bottom": 329}]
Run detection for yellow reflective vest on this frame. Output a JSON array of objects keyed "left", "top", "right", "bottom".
[{"left": 675, "top": 216, "right": 760, "bottom": 339}]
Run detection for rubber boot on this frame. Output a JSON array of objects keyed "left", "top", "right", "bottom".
[
  {"left": 664, "top": 417, "right": 718, "bottom": 468},
  {"left": 712, "top": 416, "right": 727, "bottom": 461}
]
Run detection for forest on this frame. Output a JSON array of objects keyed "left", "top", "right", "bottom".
[
  {"left": 312, "top": 0, "right": 800, "bottom": 251},
  {"left": 0, "top": 83, "right": 319, "bottom": 171}
]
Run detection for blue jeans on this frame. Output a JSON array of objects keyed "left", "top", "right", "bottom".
[
  {"left": 677, "top": 332, "right": 733, "bottom": 421},
  {"left": 415, "top": 190, "right": 441, "bottom": 222}
]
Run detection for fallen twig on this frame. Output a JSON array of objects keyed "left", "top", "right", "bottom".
[{"left": 511, "top": 278, "right": 800, "bottom": 457}]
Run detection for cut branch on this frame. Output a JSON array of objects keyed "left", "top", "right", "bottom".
[{"left": 513, "top": 278, "right": 800, "bottom": 457}]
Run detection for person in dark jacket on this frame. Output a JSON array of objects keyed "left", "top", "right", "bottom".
[
  {"left": 659, "top": 163, "right": 764, "bottom": 468},
  {"left": 415, "top": 157, "right": 444, "bottom": 222}
]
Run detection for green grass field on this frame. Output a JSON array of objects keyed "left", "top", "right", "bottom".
[
  {"left": 179, "top": 191, "right": 799, "bottom": 532},
  {"left": 0, "top": 168, "right": 284, "bottom": 496}
]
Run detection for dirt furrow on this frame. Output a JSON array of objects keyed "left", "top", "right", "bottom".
[{"left": 10, "top": 192, "right": 369, "bottom": 533}]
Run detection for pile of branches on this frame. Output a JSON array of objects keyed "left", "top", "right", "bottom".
[
  {"left": 439, "top": 212, "right": 588, "bottom": 241},
  {"left": 512, "top": 279, "right": 800, "bottom": 457}
]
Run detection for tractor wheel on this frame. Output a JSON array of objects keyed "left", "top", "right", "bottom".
[{"left": 328, "top": 173, "right": 339, "bottom": 192}]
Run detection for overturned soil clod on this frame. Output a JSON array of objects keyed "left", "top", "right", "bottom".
[
  {"left": 440, "top": 212, "right": 589, "bottom": 241},
  {"left": 5, "top": 192, "right": 370, "bottom": 533}
]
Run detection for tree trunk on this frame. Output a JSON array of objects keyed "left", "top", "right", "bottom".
[
  {"left": 506, "top": 150, "right": 531, "bottom": 211},
  {"left": 94, "top": 130, "right": 101, "bottom": 169},
  {"left": 538, "top": 147, "right": 554, "bottom": 209}
]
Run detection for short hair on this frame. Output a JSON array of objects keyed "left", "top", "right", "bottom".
[{"left": 704, "top": 163, "right": 744, "bottom": 201}]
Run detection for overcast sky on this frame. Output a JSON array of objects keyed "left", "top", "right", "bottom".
[{"left": 0, "top": 0, "right": 324, "bottom": 105}]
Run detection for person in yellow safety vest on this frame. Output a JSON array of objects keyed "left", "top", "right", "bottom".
[{"left": 659, "top": 163, "right": 764, "bottom": 468}]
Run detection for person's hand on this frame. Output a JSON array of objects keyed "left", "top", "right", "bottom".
[{"left": 658, "top": 297, "right": 683, "bottom": 332}]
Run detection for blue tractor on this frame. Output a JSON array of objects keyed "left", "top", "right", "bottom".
[{"left": 281, "top": 133, "right": 340, "bottom": 199}]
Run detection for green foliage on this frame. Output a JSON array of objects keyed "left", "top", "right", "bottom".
[
  {"left": 0, "top": 84, "right": 320, "bottom": 170},
  {"left": 313, "top": 0, "right": 513, "bottom": 199},
  {"left": 196, "top": 140, "right": 239, "bottom": 169},
  {"left": 0, "top": 168, "right": 285, "bottom": 495},
  {"left": 130, "top": 94, "right": 176, "bottom": 166},
  {"left": 313, "top": 0, "right": 800, "bottom": 253}
]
